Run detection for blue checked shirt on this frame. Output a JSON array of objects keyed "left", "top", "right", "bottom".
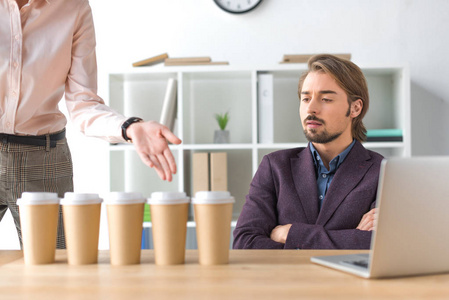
[{"left": 309, "top": 140, "right": 356, "bottom": 209}]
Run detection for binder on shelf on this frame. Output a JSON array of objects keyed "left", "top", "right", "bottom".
[
  {"left": 192, "top": 152, "right": 228, "bottom": 195},
  {"left": 258, "top": 73, "right": 274, "bottom": 143},
  {"left": 159, "top": 78, "right": 177, "bottom": 132},
  {"left": 143, "top": 203, "right": 151, "bottom": 222},
  {"left": 192, "top": 153, "right": 210, "bottom": 195},
  {"left": 210, "top": 152, "right": 228, "bottom": 191},
  {"left": 132, "top": 53, "right": 168, "bottom": 67}
]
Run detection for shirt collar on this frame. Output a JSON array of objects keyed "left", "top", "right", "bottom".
[{"left": 309, "top": 139, "right": 356, "bottom": 173}]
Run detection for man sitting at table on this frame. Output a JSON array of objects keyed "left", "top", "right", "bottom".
[{"left": 233, "top": 54, "right": 383, "bottom": 249}]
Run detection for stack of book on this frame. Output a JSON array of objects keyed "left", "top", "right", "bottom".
[
  {"left": 132, "top": 53, "right": 169, "bottom": 67},
  {"left": 132, "top": 53, "right": 228, "bottom": 67},
  {"left": 366, "top": 129, "right": 403, "bottom": 142},
  {"left": 192, "top": 152, "right": 228, "bottom": 196},
  {"left": 280, "top": 53, "right": 352, "bottom": 64},
  {"left": 165, "top": 57, "right": 228, "bottom": 66}
]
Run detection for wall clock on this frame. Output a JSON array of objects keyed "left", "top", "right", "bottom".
[{"left": 213, "top": 0, "right": 263, "bottom": 14}]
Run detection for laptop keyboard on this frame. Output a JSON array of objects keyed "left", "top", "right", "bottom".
[{"left": 342, "top": 259, "right": 369, "bottom": 269}]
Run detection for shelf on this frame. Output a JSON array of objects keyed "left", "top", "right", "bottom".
[
  {"left": 182, "top": 144, "right": 254, "bottom": 150},
  {"left": 109, "top": 142, "right": 406, "bottom": 151},
  {"left": 111, "top": 63, "right": 408, "bottom": 76},
  {"left": 361, "top": 142, "right": 405, "bottom": 148},
  {"left": 109, "top": 144, "right": 182, "bottom": 151},
  {"left": 108, "top": 64, "right": 411, "bottom": 233},
  {"left": 256, "top": 143, "right": 308, "bottom": 149}
]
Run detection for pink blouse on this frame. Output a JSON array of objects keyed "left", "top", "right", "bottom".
[{"left": 0, "top": 0, "right": 127, "bottom": 143}]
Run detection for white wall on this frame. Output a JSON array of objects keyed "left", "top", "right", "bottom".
[{"left": 2, "top": 0, "right": 448, "bottom": 249}]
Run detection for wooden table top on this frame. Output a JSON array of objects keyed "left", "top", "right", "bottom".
[{"left": 1, "top": 249, "right": 448, "bottom": 299}]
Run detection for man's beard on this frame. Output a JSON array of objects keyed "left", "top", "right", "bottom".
[
  {"left": 302, "top": 115, "right": 344, "bottom": 144},
  {"left": 303, "top": 128, "right": 343, "bottom": 144},
  {"left": 303, "top": 106, "right": 350, "bottom": 144}
]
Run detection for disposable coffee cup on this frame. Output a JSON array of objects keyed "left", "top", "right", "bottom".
[
  {"left": 192, "top": 191, "right": 235, "bottom": 265},
  {"left": 104, "top": 192, "right": 145, "bottom": 265},
  {"left": 61, "top": 193, "right": 102, "bottom": 265},
  {"left": 148, "top": 192, "right": 190, "bottom": 265},
  {"left": 17, "top": 192, "right": 60, "bottom": 265}
]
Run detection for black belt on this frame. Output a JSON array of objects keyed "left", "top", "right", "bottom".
[{"left": 0, "top": 129, "right": 66, "bottom": 148}]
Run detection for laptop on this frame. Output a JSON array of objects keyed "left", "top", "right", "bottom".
[{"left": 311, "top": 156, "right": 449, "bottom": 279}]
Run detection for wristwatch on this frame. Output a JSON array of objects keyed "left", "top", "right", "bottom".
[{"left": 121, "top": 117, "right": 143, "bottom": 142}]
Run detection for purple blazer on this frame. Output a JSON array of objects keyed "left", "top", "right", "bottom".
[{"left": 233, "top": 141, "right": 384, "bottom": 249}]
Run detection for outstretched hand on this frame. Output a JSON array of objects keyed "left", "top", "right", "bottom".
[{"left": 126, "top": 121, "right": 182, "bottom": 182}]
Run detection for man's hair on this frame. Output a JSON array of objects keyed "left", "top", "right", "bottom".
[{"left": 298, "top": 54, "right": 369, "bottom": 142}]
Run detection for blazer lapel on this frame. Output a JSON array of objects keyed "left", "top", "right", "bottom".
[
  {"left": 316, "top": 141, "right": 373, "bottom": 226},
  {"left": 291, "top": 146, "right": 319, "bottom": 224}
]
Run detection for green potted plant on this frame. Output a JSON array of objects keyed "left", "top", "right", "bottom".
[{"left": 214, "top": 112, "right": 230, "bottom": 143}]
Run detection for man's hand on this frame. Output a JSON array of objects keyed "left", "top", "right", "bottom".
[
  {"left": 270, "top": 224, "right": 292, "bottom": 244},
  {"left": 126, "top": 121, "right": 182, "bottom": 182},
  {"left": 357, "top": 208, "right": 377, "bottom": 231}
]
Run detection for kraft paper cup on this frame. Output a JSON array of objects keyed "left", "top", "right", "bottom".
[
  {"left": 104, "top": 192, "right": 145, "bottom": 266},
  {"left": 148, "top": 192, "right": 190, "bottom": 265},
  {"left": 17, "top": 192, "right": 60, "bottom": 265},
  {"left": 61, "top": 193, "right": 102, "bottom": 265},
  {"left": 193, "top": 191, "right": 235, "bottom": 265}
]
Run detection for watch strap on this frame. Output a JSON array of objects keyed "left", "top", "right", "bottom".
[{"left": 121, "top": 117, "right": 143, "bottom": 142}]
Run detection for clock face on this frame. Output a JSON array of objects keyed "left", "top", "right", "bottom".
[{"left": 213, "top": 0, "right": 263, "bottom": 14}]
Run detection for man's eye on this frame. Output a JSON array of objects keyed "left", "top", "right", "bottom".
[
  {"left": 301, "top": 98, "right": 309, "bottom": 102},
  {"left": 322, "top": 98, "right": 332, "bottom": 102}
]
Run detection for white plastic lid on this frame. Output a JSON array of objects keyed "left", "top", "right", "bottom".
[
  {"left": 103, "top": 192, "right": 145, "bottom": 205},
  {"left": 60, "top": 192, "right": 103, "bottom": 205},
  {"left": 17, "top": 192, "right": 60, "bottom": 206},
  {"left": 192, "top": 191, "right": 235, "bottom": 204},
  {"left": 147, "top": 191, "right": 190, "bottom": 205}
]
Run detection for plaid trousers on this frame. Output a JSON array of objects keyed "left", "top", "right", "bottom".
[{"left": 0, "top": 137, "right": 73, "bottom": 249}]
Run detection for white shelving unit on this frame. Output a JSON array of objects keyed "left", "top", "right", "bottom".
[{"left": 108, "top": 64, "right": 411, "bottom": 225}]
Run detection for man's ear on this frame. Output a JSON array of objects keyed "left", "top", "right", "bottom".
[{"left": 350, "top": 99, "right": 363, "bottom": 118}]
